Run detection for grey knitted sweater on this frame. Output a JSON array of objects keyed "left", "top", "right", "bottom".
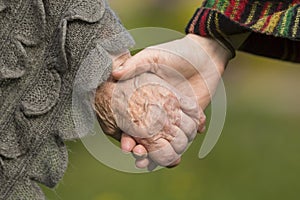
[{"left": 0, "top": 0, "right": 134, "bottom": 199}]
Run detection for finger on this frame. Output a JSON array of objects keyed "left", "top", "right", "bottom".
[
  {"left": 147, "top": 160, "right": 158, "bottom": 171},
  {"left": 133, "top": 145, "right": 151, "bottom": 169},
  {"left": 112, "top": 50, "right": 154, "bottom": 80},
  {"left": 166, "top": 157, "right": 181, "bottom": 168},
  {"left": 132, "top": 144, "right": 148, "bottom": 159},
  {"left": 178, "top": 110, "right": 198, "bottom": 141},
  {"left": 179, "top": 96, "right": 207, "bottom": 133},
  {"left": 111, "top": 51, "right": 131, "bottom": 70},
  {"left": 135, "top": 158, "right": 150, "bottom": 169},
  {"left": 148, "top": 138, "right": 180, "bottom": 167},
  {"left": 121, "top": 134, "right": 136, "bottom": 153},
  {"left": 198, "top": 114, "right": 207, "bottom": 133},
  {"left": 199, "top": 125, "right": 206, "bottom": 133},
  {"left": 169, "top": 126, "right": 189, "bottom": 154},
  {"left": 179, "top": 96, "right": 200, "bottom": 122}
]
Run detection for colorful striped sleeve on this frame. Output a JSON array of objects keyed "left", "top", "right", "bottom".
[{"left": 186, "top": 0, "right": 300, "bottom": 63}]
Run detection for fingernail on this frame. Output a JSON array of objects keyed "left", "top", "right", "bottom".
[{"left": 133, "top": 152, "right": 147, "bottom": 159}]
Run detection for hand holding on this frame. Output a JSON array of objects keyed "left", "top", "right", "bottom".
[
  {"left": 94, "top": 72, "right": 205, "bottom": 168},
  {"left": 112, "top": 34, "right": 230, "bottom": 168},
  {"left": 112, "top": 34, "right": 231, "bottom": 112}
]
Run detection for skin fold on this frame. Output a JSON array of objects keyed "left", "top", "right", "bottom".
[
  {"left": 94, "top": 72, "right": 204, "bottom": 168},
  {"left": 95, "top": 34, "right": 229, "bottom": 169}
]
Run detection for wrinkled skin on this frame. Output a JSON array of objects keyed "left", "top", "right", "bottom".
[
  {"left": 112, "top": 34, "right": 230, "bottom": 168},
  {"left": 94, "top": 73, "right": 205, "bottom": 168},
  {"left": 95, "top": 34, "right": 229, "bottom": 169},
  {"left": 94, "top": 78, "right": 121, "bottom": 140}
]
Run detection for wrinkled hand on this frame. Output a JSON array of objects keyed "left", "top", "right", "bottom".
[
  {"left": 94, "top": 72, "right": 205, "bottom": 169},
  {"left": 112, "top": 34, "right": 231, "bottom": 168},
  {"left": 113, "top": 34, "right": 230, "bottom": 110}
]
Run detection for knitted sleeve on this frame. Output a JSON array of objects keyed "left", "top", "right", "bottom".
[
  {"left": 0, "top": 0, "right": 134, "bottom": 199},
  {"left": 186, "top": 0, "right": 300, "bottom": 63}
]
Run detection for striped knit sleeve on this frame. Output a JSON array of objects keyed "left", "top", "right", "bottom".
[{"left": 186, "top": 0, "right": 300, "bottom": 63}]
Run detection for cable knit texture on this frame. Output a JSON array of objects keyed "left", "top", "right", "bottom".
[{"left": 0, "top": 0, "right": 134, "bottom": 199}]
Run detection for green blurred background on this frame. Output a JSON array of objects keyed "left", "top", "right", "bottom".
[{"left": 43, "top": 0, "right": 300, "bottom": 199}]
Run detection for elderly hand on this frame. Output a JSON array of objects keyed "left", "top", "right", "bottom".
[
  {"left": 113, "top": 34, "right": 230, "bottom": 109},
  {"left": 112, "top": 34, "right": 231, "bottom": 168},
  {"left": 94, "top": 72, "right": 205, "bottom": 169}
]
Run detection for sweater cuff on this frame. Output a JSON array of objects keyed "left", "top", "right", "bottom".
[
  {"left": 186, "top": 2, "right": 300, "bottom": 63},
  {"left": 185, "top": 8, "right": 250, "bottom": 60}
]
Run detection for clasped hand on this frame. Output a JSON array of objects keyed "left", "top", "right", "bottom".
[{"left": 94, "top": 34, "right": 230, "bottom": 170}]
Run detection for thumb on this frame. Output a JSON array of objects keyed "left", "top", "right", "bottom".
[{"left": 112, "top": 49, "right": 155, "bottom": 80}]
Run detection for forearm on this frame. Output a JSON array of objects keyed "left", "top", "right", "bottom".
[{"left": 186, "top": 34, "right": 231, "bottom": 73}]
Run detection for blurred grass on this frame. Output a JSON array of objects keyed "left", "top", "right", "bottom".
[{"left": 43, "top": 1, "right": 300, "bottom": 199}]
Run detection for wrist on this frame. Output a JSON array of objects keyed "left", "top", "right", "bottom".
[{"left": 186, "top": 34, "right": 231, "bottom": 74}]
